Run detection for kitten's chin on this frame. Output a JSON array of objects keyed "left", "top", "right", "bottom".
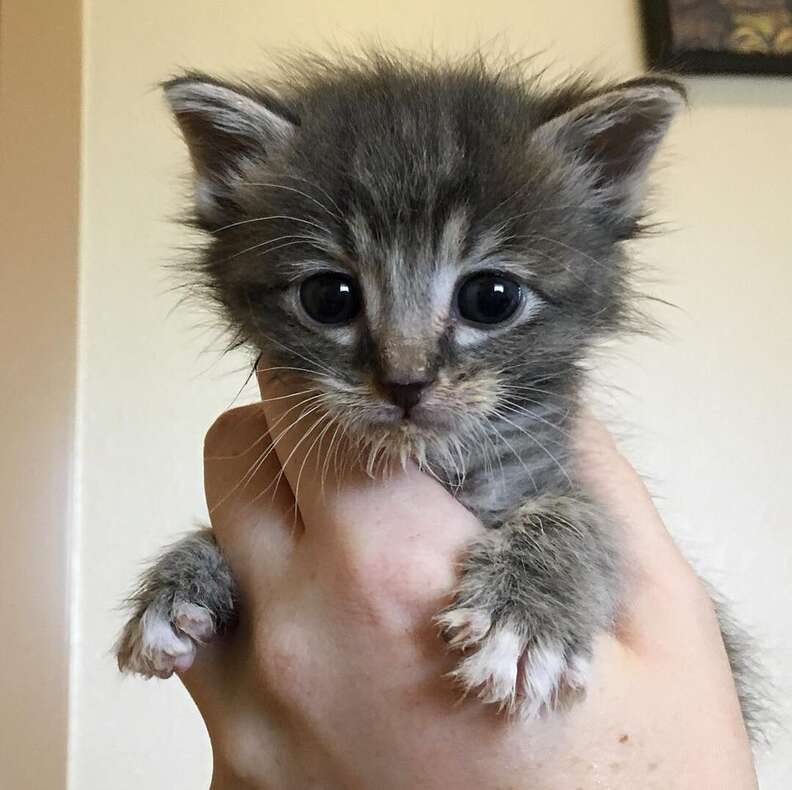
[
  {"left": 406, "top": 405, "right": 457, "bottom": 432},
  {"left": 353, "top": 408, "right": 475, "bottom": 474}
]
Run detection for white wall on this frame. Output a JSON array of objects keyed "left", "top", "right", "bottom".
[{"left": 70, "top": 2, "right": 791, "bottom": 788}]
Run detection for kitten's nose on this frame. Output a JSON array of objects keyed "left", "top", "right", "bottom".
[{"left": 379, "top": 379, "right": 433, "bottom": 414}]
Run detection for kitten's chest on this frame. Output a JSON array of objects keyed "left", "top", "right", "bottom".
[{"left": 428, "top": 414, "right": 575, "bottom": 527}]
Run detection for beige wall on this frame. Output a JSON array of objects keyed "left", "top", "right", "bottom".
[
  {"left": 2, "top": 0, "right": 787, "bottom": 788},
  {"left": 0, "top": 1, "right": 81, "bottom": 788}
]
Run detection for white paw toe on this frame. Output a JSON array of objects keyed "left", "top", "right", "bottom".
[
  {"left": 452, "top": 622, "right": 523, "bottom": 709},
  {"left": 517, "top": 638, "right": 573, "bottom": 718},
  {"left": 117, "top": 604, "right": 209, "bottom": 679},
  {"left": 446, "top": 617, "right": 591, "bottom": 718},
  {"left": 173, "top": 602, "right": 215, "bottom": 642},
  {"left": 436, "top": 606, "right": 492, "bottom": 649}
]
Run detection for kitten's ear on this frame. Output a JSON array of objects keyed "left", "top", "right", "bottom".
[
  {"left": 534, "top": 77, "right": 686, "bottom": 231},
  {"left": 163, "top": 73, "right": 298, "bottom": 224}
]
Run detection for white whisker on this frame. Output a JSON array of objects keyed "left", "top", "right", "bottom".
[
  {"left": 213, "top": 213, "right": 330, "bottom": 236},
  {"left": 242, "top": 181, "right": 342, "bottom": 222},
  {"left": 489, "top": 419, "right": 539, "bottom": 494},
  {"left": 224, "top": 234, "right": 322, "bottom": 262},
  {"left": 204, "top": 392, "right": 323, "bottom": 462},
  {"left": 497, "top": 398, "right": 574, "bottom": 443},
  {"left": 492, "top": 409, "right": 572, "bottom": 488},
  {"left": 279, "top": 173, "right": 345, "bottom": 219},
  {"left": 291, "top": 413, "right": 335, "bottom": 524},
  {"left": 252, "top": 404, "right": 332, "bottom": 505}
]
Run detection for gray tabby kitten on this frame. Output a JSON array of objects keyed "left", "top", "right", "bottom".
[{"left": 116, "top": 53, "right": 756, "bottom": 726}]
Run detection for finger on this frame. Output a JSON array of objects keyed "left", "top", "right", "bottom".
[
  {"left": 574, "top": 412, "right": 683, "bottom": 561},
  {"left": 256, "top": 368, "right": 481, "bottom": 554},
  {"left": 574, "top": 412, "right": 709, "bottom": 651},
  {"left": 254, "top": 370, "right": 341, "bottom": 514},
  {"left": 182, "top": 406, "right": 292, "bottom": 711},
  {"left": 203, "top": 404, "right": 298, "bottom": 585},
  {"left": 178, "top": 635, "right": 236, "bottom": 714}
]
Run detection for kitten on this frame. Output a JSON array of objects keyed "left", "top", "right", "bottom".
[{"left": 116, "top": 52, "right": 758, "bottom": 729}]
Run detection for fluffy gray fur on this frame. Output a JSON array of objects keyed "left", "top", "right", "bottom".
[{"left": 116, "top": 51, "right": 761, "bottom": 733}]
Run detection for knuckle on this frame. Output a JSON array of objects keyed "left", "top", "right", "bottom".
[
  {"left": 331, "top": 541, "right": 452, "bottom": 632},
  {"left": 252, "top": 613, "right": 313, "bottom": 706},
  {"left": 204, "top": 405, "right": 265, "bottom": 458}
]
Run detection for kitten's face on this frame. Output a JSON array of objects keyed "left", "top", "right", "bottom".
[
  {"left": 166, "top": 59, "right": 681, "bottom": 468},
  {"left": 238, "top": 200, "right": 550, "bottom": 459}
]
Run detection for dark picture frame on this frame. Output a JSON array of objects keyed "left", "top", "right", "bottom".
[{"left": 641, "top": 0, "right": 792, "bottom": 75}]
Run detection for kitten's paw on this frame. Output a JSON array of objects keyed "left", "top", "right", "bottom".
[
  {"left": 438, "top": 609, "right": 590, "bottom": 718},
  {"left": 116, "top": 601, "right": 215, "bottom": 679}
]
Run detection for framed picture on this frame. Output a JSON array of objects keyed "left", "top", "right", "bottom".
[{"left": 641, "top": 0, "right": 792, "bottom": 74}]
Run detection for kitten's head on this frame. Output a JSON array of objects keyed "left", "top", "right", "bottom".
[{"left": 165, "top": 54, "right": 683, "bottom": 469}]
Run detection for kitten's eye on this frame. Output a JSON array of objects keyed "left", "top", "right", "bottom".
[
  {"left": 300, "top": 272, "right": 361, "bottom": 325},
  {"left": 457, "top": 272, "right": 522, "bottom": 326}
]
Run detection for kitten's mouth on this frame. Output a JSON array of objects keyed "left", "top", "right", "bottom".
[{"left": 369, "top": 402, "right": 456, "bottom": 433}]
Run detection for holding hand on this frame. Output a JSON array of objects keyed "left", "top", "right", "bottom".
[{"left": 176, "top": 373, "right": 756, "bottom": 790}]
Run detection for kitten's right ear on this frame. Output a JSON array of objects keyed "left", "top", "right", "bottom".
[{"left": 163, "top": 73, "right": 298, "bottom": 224}]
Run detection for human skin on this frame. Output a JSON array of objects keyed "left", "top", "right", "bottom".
[{"left": 179, "top": 374, "right": 757, "bottom": 790}]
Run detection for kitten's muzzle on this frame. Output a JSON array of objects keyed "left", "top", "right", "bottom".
[{"left": 376, "top": 378, "right": 434, "bottom": 416}]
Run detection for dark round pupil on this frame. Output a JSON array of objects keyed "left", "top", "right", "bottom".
[
  {"left": 300, "top": 273, "right": 361, "bottom": 325},
  {"left": 458, "top": 274, "right": 521, "bottom": 325}
]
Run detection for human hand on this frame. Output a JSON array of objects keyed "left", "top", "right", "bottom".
[{"left": 180, "top": 374, "right": 756, "bottom": 789}]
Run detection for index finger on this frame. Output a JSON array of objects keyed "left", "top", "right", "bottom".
[{"left": 203, "top": 404, "right": 297, "bottom": 586}]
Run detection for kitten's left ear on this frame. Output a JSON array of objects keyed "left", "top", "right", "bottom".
[
  {"left": 163, "top": 73, "right": 299, "bottom": 225},
  {"left": 534, "top": 77, "right": 686, "bottom": 232}
]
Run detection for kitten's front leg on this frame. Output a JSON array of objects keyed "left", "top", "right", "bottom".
[
  {"left": 116, "top": 529, "right": 237, "bottom": 678},
  {"left": 437, "top": 495, "right": 621, "bottom": 718}
]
